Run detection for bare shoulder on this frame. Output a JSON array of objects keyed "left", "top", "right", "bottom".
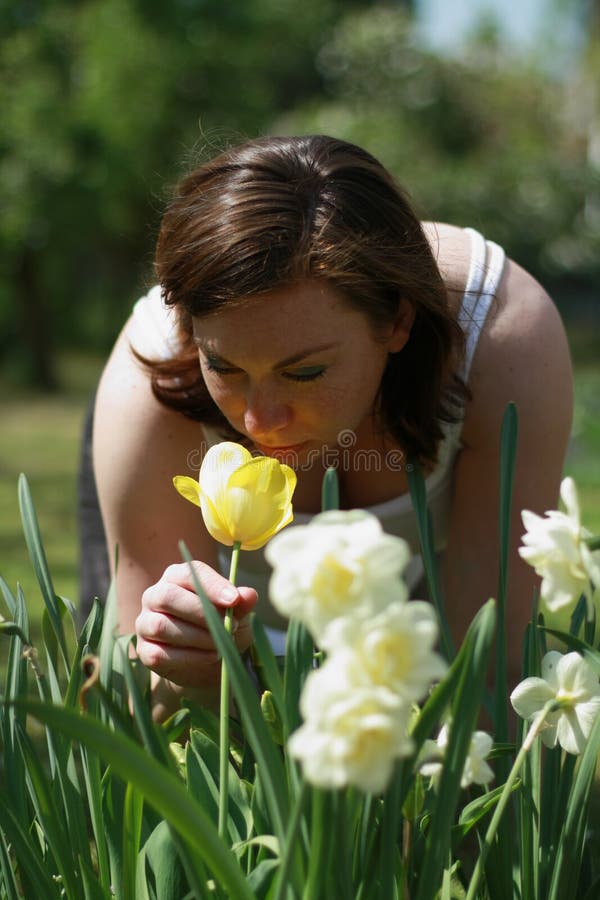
[
  {"left": 463, "top": 256, "right": 573, "bottom": 451},
  {"left": 93, "top": 317, "right": 217, "bottom": 628}
]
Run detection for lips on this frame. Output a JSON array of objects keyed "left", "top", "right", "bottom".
[{"left": 255, "top": 441, "right": 307, "bottom": 455}]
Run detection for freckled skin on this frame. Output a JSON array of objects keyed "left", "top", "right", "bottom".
[{"left": 193, "top": 280, "right": 411, "bottom": 464}]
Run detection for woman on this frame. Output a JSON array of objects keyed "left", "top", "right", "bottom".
[{"left": 93, "top": 134, "right": 573, "bottom": 718}]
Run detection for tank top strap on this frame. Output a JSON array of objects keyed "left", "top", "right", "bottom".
[{"left": 458, "top": 228, "right": 506, "bottom": 381}]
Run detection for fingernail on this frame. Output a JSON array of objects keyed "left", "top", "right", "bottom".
[{"left": 220, "top": 586, "right": 238, "bottom": 604}]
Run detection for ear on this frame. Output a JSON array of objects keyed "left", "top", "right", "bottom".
[{"left": 386, "top": 301, "right": 416, "bottom": 353}]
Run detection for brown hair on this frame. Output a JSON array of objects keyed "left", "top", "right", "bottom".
[{"left": 143, "top": 134, "right": 468, "bottom": 466}]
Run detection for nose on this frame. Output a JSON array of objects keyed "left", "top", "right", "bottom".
[{"left": 243, "top": 385, "right": 292, "bottom": 440}]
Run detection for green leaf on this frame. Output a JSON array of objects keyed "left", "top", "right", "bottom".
[
  {"left": 180, "top": 542, "right": 290, "bottom": 847},
  {"left": 540, "top": 628, "right": 600, "bottom": 676},
  {"left": 407, "top": 461, "right": 454, "bottom": 661},
  {"left": 137, "top": 821, "right": 191, "bottom": 900},
  {"left": 456, "top": 780, "right": 521, "bottom": 837},
  {"left": 251, "top": 615, "right": 285, "bottom": 722},
  {"left": 0, "top": 574, "right": 17, "bottom": 618},
  {"left": 414, "top": 599, "right": 496, "bottom": 900},
  {"left": 16, "top": 725, "right": 81, "bottom": 898},
  {"left": 18, "top": 474, "right": 69, "bottom": 667},
  {"left": 283, "top": 617, "right": 314, "bottom": 739},
  {"left": 122, "top": 783, "right": 144, "bottom": 900},
  {"left": 546, "top": 706, "right": 600, "bottom": 900},
  {"left": 0, "top": 791, "right": 61, "bottom": 900},
  {"left": 495, "top": 400, "right": 518, "bottom": 741},
  {"left": 321, "top": 467, "right": 340, "bottom": 511},
  {"left": 79, "top": 743, "right": 111, "bottom": 890},
  {"left": 186, "top": 729, "right": 251, "bottom": 847},
  {"left": 17, "top": 699, "right": 257, "bottom": 900},
  {"left": 0, "top": 827, "right": 21, "bottom": 900}
]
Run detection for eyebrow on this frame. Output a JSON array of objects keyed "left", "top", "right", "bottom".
[{"left": 193, "top": 339, "right": 340, "bottom": 369}]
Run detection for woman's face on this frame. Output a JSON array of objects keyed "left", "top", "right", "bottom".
[{"left": 192, "top": 281, "right": 410, "bottom": 468}]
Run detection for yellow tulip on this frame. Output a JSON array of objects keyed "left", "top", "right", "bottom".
[{"left": 173, "top": 441, "right": 296, "bottom": 550}]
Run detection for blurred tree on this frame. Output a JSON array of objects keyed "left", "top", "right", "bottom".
[
  {"left": 0, "top": 0, "right": 357, "bottom": 387},
  {"left": 1, "top": 0, "right": 598, "bottom": 388},
  {"left": 273, "top": 4, "right": 600, "bottom": 300}
]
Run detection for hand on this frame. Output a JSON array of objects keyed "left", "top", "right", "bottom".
[{"left": 135, "top": 561, "right": 258, "bottom": 690}]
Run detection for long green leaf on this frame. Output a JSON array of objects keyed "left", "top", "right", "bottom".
[
  {"left": 0, "top": 827, "right": 21, "bottom": 900},
  {"left": 18, "top": 699, "right": 256, "bottom": 900},
  {"left": 79, "top": 743, "right": 111, "bottom": 890},
  {"left": 0, "top": 794, "right": 61, "bottom": 900},
  {"left": 0, "top": 575, "right": 17, "bottom": 618},
  {"left": 414, "top": 599, "right": 496, "bottom": 900},
  {"left": 283, "top": 617, "right": 314, "bottom": 739},
  {"left": 495, "top": 400, "right": 518, "bottom": 740},
  {"left": 546, "top": 708, "right": 600, "bottom": 900},
  {"left": 407, "top": 462, "right": 454, "bottom": 661},
  {"left": 517, "top": 622, "right": 541, "bottom": 900},
  {"left": 122, "top": 784, "right": 144, "bottom": 900},
  {"left": 251, "top": 615, "right": 285, "bottom": 722},
  {"left": 17, "top": 726, "right": 81, "bottom": 899},
  {"left": 2, "top": 588, "right": 30, "bottom": 824},
  {"left": 180, "top": 543, "right": 290, "bottom": 846},
  {"left": 18, "top": 474, "right": 70, "bottom": 667}
]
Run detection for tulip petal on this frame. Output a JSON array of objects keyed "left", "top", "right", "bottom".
[
  {"left": 172, "top": 475, "right": 201, "bottom": 507},
  {"left": 199, "top": 491, "right": 235, "bottom": 547},
  {"left": 200, "top": 442, "right": 252, "bottom": 510}
]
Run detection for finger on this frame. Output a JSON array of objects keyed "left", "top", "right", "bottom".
[
  {"left": 136, "top": 608, "right": 224, "bottom": 650},
  {"left": 162, "top": 561, "right": 259, "bottom": 610},
  {"left": 136, "top": 638, "right": 221, "bottom": 684}
]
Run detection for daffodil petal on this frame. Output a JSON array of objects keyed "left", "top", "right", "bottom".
[
  {"left": 173, "top": 475, "right": 201, "bottom": 507},
  {"left": 510, "top": 676, "right": 555, "bottom": 720}
]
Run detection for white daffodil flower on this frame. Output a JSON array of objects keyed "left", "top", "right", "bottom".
[
  {"left": 510, "top": 650, "right": 600, "bottom": 755},
  {"left": 419, "top": 723, "right": 494, "bottom": 789},
  {"left": 519, "top": 477, "right": 600, "bottom": 616},
  {"left": 324, "top": 599, "right": 447, "bottom": 699},
  {"left": 288, "top": 652, "right": 413, "bottom": 794},
  {"left": 266, "top": 509, "right": 411, "bottom": 643}
]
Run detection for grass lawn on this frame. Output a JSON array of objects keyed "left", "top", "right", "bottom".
[{"left": 1, "top": 340, "right": 600, "bottom": 661}]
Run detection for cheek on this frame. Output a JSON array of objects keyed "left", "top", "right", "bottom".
[{"left": 204, "top": 379, "right": 241, "bottom": 415}]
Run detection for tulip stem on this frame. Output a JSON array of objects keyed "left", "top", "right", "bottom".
[
  {"left": 218, "top": 540, "right": 242, "bottom": 842},
  {"left": 465, "top": 699, "right": 559, "bottom": 900}
]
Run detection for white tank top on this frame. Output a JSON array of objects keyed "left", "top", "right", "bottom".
[{"left": 130, "top": 228, "right": 506, "bottom": 652}]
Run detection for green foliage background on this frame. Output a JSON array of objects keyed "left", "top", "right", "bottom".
[{"left": 1, "top": 0, "right": 599, "bottom": 387}]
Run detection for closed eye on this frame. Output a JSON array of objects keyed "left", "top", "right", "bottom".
[
  {"left": 203, "top": 358, "right": 241, "bottom": 376},
  {"left": 283, "top": 366, "right": 326, "bottom": 382}
]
